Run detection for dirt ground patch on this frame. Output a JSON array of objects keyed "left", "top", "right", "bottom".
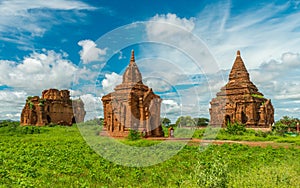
[{"left": 146, "top": 137, "right": 299, "bottom": 148}]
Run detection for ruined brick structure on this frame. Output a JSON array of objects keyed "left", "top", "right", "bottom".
[
  {"left": 21, "top": 89, "right": 85, "bottom": 126},
  {"left": 210, "top": 51, "right": 274, "bottom": 128},
  {"left": 101, "top": 50, "right": 164, "bottom": 137}
]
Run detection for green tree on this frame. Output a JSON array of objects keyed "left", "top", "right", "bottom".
[
  {"left": 273, "top": 116, "right": 300, "bottom": 133},
  {"left": 193, "top": 117, "right": 209, "bottom": 127},
  {"left": 279, "top": 116, "right": 299, "bottom": 129},
  {"left": 175, "top": 116, "right": 196, "bottom": 127},
  {"left": 161, "top": 117, "right": 171, "bottom": 127}
]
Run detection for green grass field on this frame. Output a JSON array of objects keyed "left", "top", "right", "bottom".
[{"left": 1, "top": 123, "right": 300, "bottom": 187}]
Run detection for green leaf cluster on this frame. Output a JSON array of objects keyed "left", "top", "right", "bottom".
[
  {"left": 225, "top": 122, "right": 247, "bottom": 135},
  {"left": 251, "top": 94, "right": 265, "bottom": 99},
  {"left": 127, "top": 129, "right": 141, "bottom": 141}
]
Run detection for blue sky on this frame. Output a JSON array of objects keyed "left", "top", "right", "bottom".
[{"left": 0, "top": 0, "right": 300, "bottom": 122}]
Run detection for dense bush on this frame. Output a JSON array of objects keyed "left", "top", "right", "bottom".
[
  {"left": 0, "top": 121, "right": 43, "bottom": 135},
  {"left": 225, "top": 122, "right": 247, "bottom": 135},
  {"left": 273, "top": 116, "right": 299, "bottom": 134},
  {"left": 127, "top": 129, "right": 141, "bottom": 141}
]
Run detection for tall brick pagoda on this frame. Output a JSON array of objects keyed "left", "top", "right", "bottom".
[
  {"left": 101, "top": 50, "right": 164, "bottom": 137},
  {"left": 210, "top": 50, "right": 274, "bottom": 128}
]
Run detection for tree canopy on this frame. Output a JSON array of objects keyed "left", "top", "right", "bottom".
[{"left": 161, "top": 117, "right": 171, "bottom": 127}]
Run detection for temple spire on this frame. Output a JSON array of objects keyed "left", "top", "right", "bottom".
[
  {"left": 130, "top": 49, "right": 135, "bottom": 63},
  {"left": 122, "top": 50, "right": 142, "bottom": 84},
  {"left": 229, "top": 50, "right": 250, "bottom": 81}
]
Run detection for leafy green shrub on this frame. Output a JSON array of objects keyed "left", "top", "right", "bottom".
[
  {"left": 251, "top": 94, "right": 265, "bottom": 99},
  {"left": 20, "top": 126, "right": 41, "bottom": 134},
  {"left": 0, "top": 121, "right": 42, "bottom": 135},
  {"left": 192, "top": 129, "right": 205, "bottom": 139},
  {"left": 127, "top": 129, "right": 141, "bottom": 141},
  {"left": 28, "top": 102, "right": 34, "bottom": 110},
  {"left": 26, "top": 96, "right": 33, "bottom": 102},
  {"left": 255, "top": 130, "right": 268, "bottom": 138},
  {"left": 191, "top": 152, "right": 229, "bottom": 188},
  {"left": 38, "top": 99, "right": 46, "bottom": 106},
  {"left": 0, "top": 120, "right": 17, "bottom": 128},
  {"left": 225, "top": 122, "right": 246, "bottom": 135},
  {"left": 272, "top": 122, "right": 288, "bottom": 136}
]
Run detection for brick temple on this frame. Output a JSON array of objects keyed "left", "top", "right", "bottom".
[
  {"left": 21, "top": 89, "right": 86, "bottom": 126},
  {"left": 210, "top": 51, "right": 274, "bottom": 128},
  {"left": 101, "top": 50, "right": 164, "bottom": 137}
]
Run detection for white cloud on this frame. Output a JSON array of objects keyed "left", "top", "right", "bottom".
[
  {"left": 101, "top": 72, "right": 122, "bottom": 93},
  {"left": 80, "top": 94, "right": 102, "bottom": 120},
  {"left": 141, "top": 1, "right": 300, "bottom": 121},
  {"left": 148, "top": 13, "right": 195, "bottom": 35},
  {"left": 118, "top": 51, "right": 126, "bottom": 60},
  {"left": 73, "top": 66, "right": 99, "bottom": 84},
  {"left": 161, "top": 99, "right": 181, "bottom": 120},
  {"left": 143, "top": 78, "right": 172, "bottom": 93},
  {"left": 146, "top": 14, "right": 220, "bottom": 74},
  {"left": 194, "top": 1, "right": 300, "bottom": 69},
  {"left": 0, "top": 0, "right": 95, "bottom": 11},
  {"left": 139, "top": 13, "right": 226, "bottom": 121},
  {"left": 78, "top": 40, "right": 108, "bottom": 64},
  {"left": 250, "top": 52, "right": 300, "bottom": 84},
  {"left": 0, "top": 0, "right": 96, "bottom": 45},
  {"left": 0, "top": 90, "right": 27, "bottom": 120},
  {"left": 0, "top": 50, "right": 77, "bottom": 95}
]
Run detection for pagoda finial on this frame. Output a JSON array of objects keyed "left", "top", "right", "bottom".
[
  {"left": 229, "top": 50, "right": 250, "bottom": 81},
  {"left": 122, "top": 50, "right": 142, "bottom": 84},
  {"left": 130, "top": 49, "right": 135, "bottom": 62}
]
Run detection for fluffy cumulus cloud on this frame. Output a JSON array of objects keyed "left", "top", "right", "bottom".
[
  {"left": 143, "top": 78, "right": 172, "bottom": 93},
  {"left": 145, "top": 13, "right": 220, "bottom": 75},
  {"left": 161, "top": 99, "right": 181, "bottom": 115},
  {"left": 78, "top": 40, "right": 108, "bottom": 64},
  {"left": 247, "top": 52, "right": 300, "bottom": 119},
  {"left": 0, "top": 90, "right": 27, "bottom": 120},
  {"left": 79, "top": 94, "right": 102, "bottom": 120},
  {"left": 148, "top": 13, "right": 195, "bottom": 36},
  {"left": 0, "top": 49, "right": 77, "bottom": 95},
  {"left": 101, "top": 72, "right": 122, "bottom": 93}
]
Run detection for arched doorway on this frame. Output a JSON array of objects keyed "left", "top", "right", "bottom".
[
  {"left": 241, "top": 111, "right": 248, "bottom": 124},
  {"left": 46, "top": 115, "right": 51, "bottom": 124},
  {"left": 225, "top": 115, "right": 231, "bottom": 126}
]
